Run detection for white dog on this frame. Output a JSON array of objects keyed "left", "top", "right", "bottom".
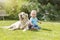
[{"left": 1, "top": 12, "right": 31, "bottom": 31}]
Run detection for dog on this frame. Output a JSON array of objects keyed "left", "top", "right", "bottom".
[{"left": 1, "top": 12, "right": 31, "bottom": 31}]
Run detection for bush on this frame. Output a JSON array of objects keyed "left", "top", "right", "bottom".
[{"left": 1, "top": 0, "right": 60, "bottom": 21}]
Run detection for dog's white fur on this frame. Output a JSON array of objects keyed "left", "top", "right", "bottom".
[{"left": 1, "top": 12, "right": 31, "bottom": 31}]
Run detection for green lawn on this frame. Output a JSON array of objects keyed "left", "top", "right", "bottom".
[{"left": 0, "top": 20, "right": 60, "bottom": 40}]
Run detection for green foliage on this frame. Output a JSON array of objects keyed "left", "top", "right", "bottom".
[
  {"left": 0, "top": 0, "right": 60, "bottom": 20},
  {"left": 3, "top": 0, "right": 28, "bottom": 20}
]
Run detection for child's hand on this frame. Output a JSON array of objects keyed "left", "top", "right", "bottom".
[{"left": 39, "top": 21, "right": 42, "bottom": 24}]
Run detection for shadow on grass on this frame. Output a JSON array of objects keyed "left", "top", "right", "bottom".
[
  {"left": 41, "top": 28, "right": 52, "bottom": 31},
  {"left": 30, "top": 28, "right": 52, "bottom": 32}
]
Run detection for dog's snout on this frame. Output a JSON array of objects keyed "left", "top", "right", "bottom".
[{"left": 20, "top": 15, "right": 24, "bottom": 20}]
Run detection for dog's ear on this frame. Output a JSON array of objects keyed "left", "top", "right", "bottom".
[
  {"left": 26, "top": 14, "right": 28, "bottom": 17},
  {"left": 18, "top": 13, "right": 21, "bottom": 20},
  {"left": 26, "top": 14, "right": 29, "bottom": 20}
]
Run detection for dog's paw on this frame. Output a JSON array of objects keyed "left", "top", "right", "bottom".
[{"left": 23, "top": 29, "right": 27, "bottom": 32}]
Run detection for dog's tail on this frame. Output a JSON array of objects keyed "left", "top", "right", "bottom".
[{"left": 0, "top": 26, "right": 10, "bottom": 29}]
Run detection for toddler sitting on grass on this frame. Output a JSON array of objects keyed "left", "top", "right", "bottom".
[{"left": 29, "top": 10, "right": 41, "bottom": 30}]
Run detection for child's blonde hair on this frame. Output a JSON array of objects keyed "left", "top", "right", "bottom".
[{"left": 30, "top": 10, "right": 37, "bottom": 16}]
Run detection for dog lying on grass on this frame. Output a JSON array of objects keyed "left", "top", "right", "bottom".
[{"left": 1, "top": 12, "right": 32, "bottom": 31}]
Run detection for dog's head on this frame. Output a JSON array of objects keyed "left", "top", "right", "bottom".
[{"left": 18, "top": 12, "right": 28, "bottom": 20}]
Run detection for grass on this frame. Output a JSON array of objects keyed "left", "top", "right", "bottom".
[{"left": 0, "top": 20, "right": 60, "bottom": 40}]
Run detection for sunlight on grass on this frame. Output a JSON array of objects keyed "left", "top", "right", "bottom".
[{"left": 0, "top": 20, "right": 60, "bottom": 40}]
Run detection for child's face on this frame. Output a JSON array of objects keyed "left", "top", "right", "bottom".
[{"left": 31, "top": 12, "right": 37, "bottom": 18}]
